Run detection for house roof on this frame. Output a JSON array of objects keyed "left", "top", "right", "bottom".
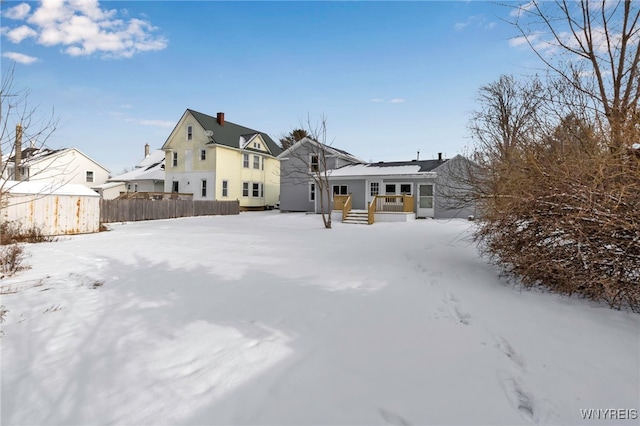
[
  {"left": 328, "top": 159, "right": 447, "bottom": 178},
  {"left": 109, "top": 150, "right": 164, "bottom": 183},
  {"left": 185, "top": 109, "right": 282, "bottom": 156},
  {"left": 135, "top": 149, "right": 165, "bottom": 169},
  {"left": 5, "top": 147, "right": 110, "bottom": 172},
  {"left": 277, "top": 137, "right": 364, "bottom": 163},
  {"left": 3, "top": 180, "right": 100, "bottom": 197}
]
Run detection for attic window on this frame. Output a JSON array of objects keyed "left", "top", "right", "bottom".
[
  {"left": 186, "top": 125, "right": 193, "bottom": 141},
  {"left": 253, "top": 142, "right": 261, "bottom": 149},
  {"left": 310, "top": 154, "right": 319, "bottom": 172},
  {"left": 85, "top": 171, "right": 94, "bottom": 183}
]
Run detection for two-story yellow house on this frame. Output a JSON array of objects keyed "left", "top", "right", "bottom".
[{"left": 161, "top": 109, "right": 281, "bottom": 208}]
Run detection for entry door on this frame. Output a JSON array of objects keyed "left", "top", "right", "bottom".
[
  {"left": 417, "top": 184, "right": 434, "bottom": 218},
  {"left": 368, "top": 180, "right": 382, "bottom": 204}
]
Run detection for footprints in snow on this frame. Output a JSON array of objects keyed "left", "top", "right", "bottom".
[
  {"left": 494, "top": 336, "right": 558, "bottom": 424},
  {"left": 379, "top": 408, "right": 412, "bottom": 426},
  {"left": 434, "top": 292, "right": 471, "bottom": 325}
]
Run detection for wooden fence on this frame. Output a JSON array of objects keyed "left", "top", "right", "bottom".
[{"left": 100, "top": 199, "right": 240, "bottom": 223}]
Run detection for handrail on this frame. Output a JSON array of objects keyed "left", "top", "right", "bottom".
[
  {"left": 367, "top": 195, "right": 377, "bottom": 224},
  {"left": 342, "top": 194, "right": 352, "bottom": 221},
  {"left": 333, "top": 194, "right": 349, "bottom": 210}
]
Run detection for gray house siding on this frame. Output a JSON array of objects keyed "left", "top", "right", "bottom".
[
  {"left": 433, "top": 156, "right": 476, "bottom": 219},
  {"left": 330, "top": 179, "right": 366, "bottom": 210},
  {"left": 279, "top": 144, "right": 316, "bottom": 212},
  {"left": 279, "top": 140, "right": 361, "bottom": 213}
]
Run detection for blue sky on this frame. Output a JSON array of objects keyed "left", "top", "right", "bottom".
[{"left": 1, "top": 0, "right": 539, "bottom": 174}]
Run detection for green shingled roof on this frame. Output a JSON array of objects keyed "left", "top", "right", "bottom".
[{"left": 187, "top": 109, "right": 282, "bottom": 156}]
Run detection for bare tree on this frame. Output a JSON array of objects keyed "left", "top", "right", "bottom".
[
  {"left": 510, "top": 0, "right": 640, "bottom": 152},
  {"left": 279, "top": 115, "right": 336, "bottom": 229},
  {"left": 1, "top": 63, "right": 59, "bottom": 242}
]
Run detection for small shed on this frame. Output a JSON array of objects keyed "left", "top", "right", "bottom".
[{"left": 1, "top": 180, "right": 101, "bottom": 236}]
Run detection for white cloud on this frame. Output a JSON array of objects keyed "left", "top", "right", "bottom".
[
  {"left": 454, "top": 22, "right": 468, "bottom": 31},
  {"left": 454, "top": 15, "right": 496, "bottom": 31},
  {"left": 2, "top": 0, "right": 167, "bottom": 59},
  {"left": 369, "top": 98, "right": 384, "bottom": 103},
  {"left": 390, "top": 98, "right": 406, "bottom": 104},
  {"left": 5, "top": 25, "right": 38, "bottom": 43},
  {"left": 139, "top": 119, "right": 175, "bottom": 128},
  {"left": 3, "top": 51, "right": 39, "bottom": 64},
  {"left": 3, "top": 3, "right": 31, "bottom": 20}
]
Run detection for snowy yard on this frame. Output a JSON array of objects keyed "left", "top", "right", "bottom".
[{"left": 1, "top": 211, "right": 638, "bottom": 425}]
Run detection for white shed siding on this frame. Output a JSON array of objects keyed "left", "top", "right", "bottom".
[{"left": 1, "top": 182, "right": 100, "bottom": 235}]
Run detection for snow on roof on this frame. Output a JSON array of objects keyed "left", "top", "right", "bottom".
[
  {"left": 3, "top": 180, "right": 100, "bottom": 197},
  {"left": 109, "top": 164, "right": 164, "bottom": 182},
  {"left": 329, "top": 164, "right": 421, "bottom": 177},
  {"left": 135, "top": 150, "right": 165, "bottom": 169},
  {"left": 91, "top": 181, "right": 126, "bottom": 190}
]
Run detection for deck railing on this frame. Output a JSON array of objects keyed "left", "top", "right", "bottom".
[
  {"left": 368, "top": 195, "right": 378, "bottom": 224},
  {"left": 333, "top": 194, "right": 349, "bottom": 211},
  {"left": 342, "top": 194, "right": 352, "bottom": 221},
  {"left": 367, "top": 194, "right": 415, "bottom": 224},
  {"left": 374, "top": 195, "right": 414, "bottom": 213}
]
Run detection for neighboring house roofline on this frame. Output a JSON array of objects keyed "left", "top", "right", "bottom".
[
  {"left": 161, "top": 108, "right": 282, "bottom": 157},
  {"left": 11, "top": 147, "right": 111, "bottom": 173},
  {"left": 277, "top": 137, "right": 364, "bottom": 163}
]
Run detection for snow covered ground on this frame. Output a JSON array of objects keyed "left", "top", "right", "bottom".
[{"left": 1, "top": 211, "right": 638, "bottom": 425}]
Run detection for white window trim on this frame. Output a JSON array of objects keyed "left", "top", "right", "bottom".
[
  {"left": 200, "top": 149, "right": 206, "bottom": 161},
  {"left": 201, "top": 179, "right": 207, "bottom": 197},
  {"left": 252, "top": 182, "right": 260, "bottom": 197},
  {"left": 222, "top": 180, "right": 228, "bottom": 197},
  {"left": 309, "top": 182, "right": 315, "bottom": 202},
  {"left": 243, "top": 153, "right": 249, "bottom": 168},
  {"left": 186, "top": 125, "right": 193, "bottom": 141},
  {"left": 172, "top": 152, "right": 178, "bottom": 167},
  {"left": 253, "top": 155, "right": 260, "bottom": 169},
  {"left": 309, "top": 153, "right": 319, "bottom": 173},
  {"left": 85, "top": 170, "right": 94, "bottom": 183},
  {"left": 242, "top": 182, "right": 249, "bottom": 197}
]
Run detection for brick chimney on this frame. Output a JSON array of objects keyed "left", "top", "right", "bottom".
[
  {"left": 145, "top": 143, "right": 150, "bottom": 157},
  {"left": 15, "top": 123, "right": 23, "bottom": 181},
  {"left": 217, "top": 112, "right": 225, "bottom": 126}
]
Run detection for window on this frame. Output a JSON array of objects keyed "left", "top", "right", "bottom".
[
  {"left": 309, "top": 183, "right": 315, "bottom": 201},
  {"left": 385, "top": 184, "right": 396, "bottom": 194},
  {"left": 222, "top": 180, "right": 228, "bottom": 197},
  {"left": 310, "top": 154, "right": 319, "bottom": 172},
  {"left": 333, "top": 185, "right": 348, "bottom": 195},
  {"left": 400, "top": 184, "right": 412, "bottom": 195},
  {"left": 172, "top": 181, "right": 179, "bottom": 193},
  {"left": 243, "top": 153, "right": 249, "bottom": 168},
  {"left": 134, "top": 184, "right": 138, "bottom": 192},
  {"left": 201, "top": 179, "right": 207, "bottom": 197},
  {"left": 253, "top": 155, "right": 260, "bottom": 169},
  {"left": 370, "top": 182, "right": 379, "bottom": 197},
  {"left": 253, "top": 142, "right": 261, "bottom": 149},
  {"left": 172, "top": 152, "right": 178, "bottom": 167},
  {"left": 419, "top": 184, "right": 434, "bottom": 208},
  {"left": 260, "top": 183, "right": 264, "bottom": 198},
  {"left": 242, "top": 182, "right": 249, "bottom": 197},
  {"left": 186, "top": 125, "right": 193, "bottom": 141},
  {"left": 252, "top": 183, "right": 260, "bottom": 197},
  {"left": 127, "top": 184, "right": 131, "bottom": 191},
  {"left": 85, "top": 171, "right": 94, "bottom": 183},
  {"left": 200, "top": 149, "right": 206, "bottom": 161}
]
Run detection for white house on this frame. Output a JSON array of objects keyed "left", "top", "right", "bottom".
[
  {"left": 107, "top": 145, "right": 165, "bottom": 195},
  {"left": 3, "top": 147, "right": 110, "bottom": 189}
]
